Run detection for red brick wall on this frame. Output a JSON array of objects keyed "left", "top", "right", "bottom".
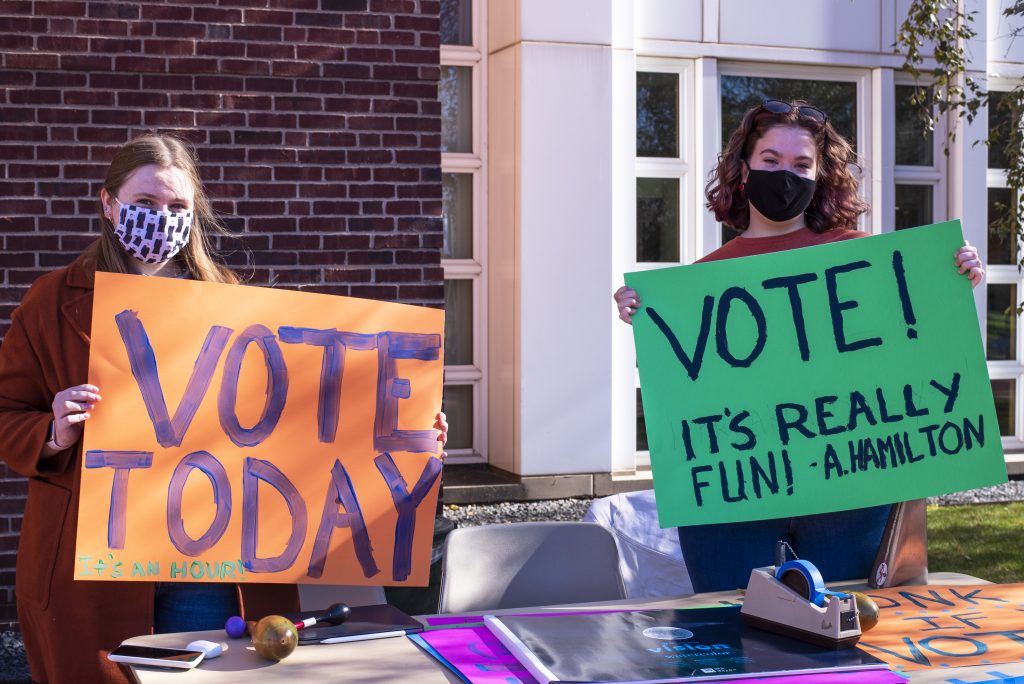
[{"left": 0, "top": 0, "right": 442, "bottom": 630}]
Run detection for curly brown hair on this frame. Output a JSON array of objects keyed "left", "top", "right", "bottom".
[{"left": 706, "top": 101, "right": 868, "bottom": 233}]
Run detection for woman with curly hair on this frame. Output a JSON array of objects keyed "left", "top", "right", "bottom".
[{"left": 613, "top": 99, "right": 984, "bottom": 593}]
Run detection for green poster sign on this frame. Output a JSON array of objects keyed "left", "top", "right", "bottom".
[{"left": 625, "top": 221, "right": 1006, "bottom": 528}]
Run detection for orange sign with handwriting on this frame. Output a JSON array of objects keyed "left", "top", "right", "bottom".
[
  {"left": 859, "top": 583, "right": 1024, "bottom": 672},
  {"left": 75, "top": 272, "right": 444, "bottom": 586}
]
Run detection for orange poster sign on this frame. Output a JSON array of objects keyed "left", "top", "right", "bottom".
[
  {"left": 75, "top": 272, "right": 444, "bottom": 586},
  {"left": 858, "top": 583, "right": 1024, "bottom": 672}
]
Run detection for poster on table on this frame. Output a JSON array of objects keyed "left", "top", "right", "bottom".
[
  {"left": 75, "top": 272, "right": 444, "bottom": 585},
  {"left": 859, "top": 583, "right": 1024, "bottom": 673},
  {"left": 626, "top": 220, "right": 1006, "bottom": 528}
]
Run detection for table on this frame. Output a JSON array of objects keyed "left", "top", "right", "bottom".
[{"left": 125, "top": 572, "right": 1024, "bottom": 684}]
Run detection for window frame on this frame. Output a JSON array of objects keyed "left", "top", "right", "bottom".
[
  {"left": 630, "top": 57, "right": 695, "bottom": 467},
  {"left": 984, "top": 81, "right": 1024, "bottom": 452},
  {"left": 441, "top": 0, "right": 488, "bottom": 463},
  {"left": 631, "top": 61, "right": 873, "bottom": 469},
  {"left": 892, "top": 76, "right": 947, "bottom": 232},
  {"left": 635, "top": 58, "right": 694, "bottom": 266}
]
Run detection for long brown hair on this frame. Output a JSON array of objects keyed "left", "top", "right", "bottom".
[
  {"left": 86, "top": 133, "right": 239, "bottom": 284},
  {"left": 706, "top": 101, "right": 868, "bottom": 233}
]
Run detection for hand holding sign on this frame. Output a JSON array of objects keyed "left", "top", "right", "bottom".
[
  {"left": 46, "top": 384, "right": 102, "bottom": 453},
  {"left": 613, "top": 285, "right": 641, "bottom": 324},
  {"left": 955, "top": 241, "right": 985, "bottom": 286},
  {"left": 435, "top": 411, "right": 448, "bottom": 460}
]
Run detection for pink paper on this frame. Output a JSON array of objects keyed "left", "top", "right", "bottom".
[{"left": 418, "top": 626, "right": 538, "bottom": 683}]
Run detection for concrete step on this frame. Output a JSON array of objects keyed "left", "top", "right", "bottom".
[{"left": 440, "top": 463, "right": 654, "bottom": 504}]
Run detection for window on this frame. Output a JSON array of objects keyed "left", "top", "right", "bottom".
[
  {"left": 893, "top": 84, "right": 944, "bottom": 231},
  {"left": 633, "top": 59, "right": 693, "bottom": 463},
  {"left": 630, "top": 64, "right": 867, "bottom": 467},
  {"left": 720, "top": 76, "right": 858, "bottom": 147},
  {"left": 718, "top": 69, "right": 864, "bottom": 245},
  {"left": 984, "top": 89, "right": 1023, "bottom": 448},
  {"left": 440, "top": 0, "right": 486, "bottom": 462}
]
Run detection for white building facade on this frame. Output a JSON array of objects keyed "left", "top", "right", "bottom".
[{"left": 440, "top": 0, "right": 1024, "bottom": 494}]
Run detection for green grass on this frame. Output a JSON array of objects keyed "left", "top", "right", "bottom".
[{"left": 928, "top": 502, "right": 1024, "bottom": 583}]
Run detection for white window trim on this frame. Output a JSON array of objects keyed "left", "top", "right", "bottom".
[
  {"left": 984, "top": 80, "right": 1024, "bottom": 452},
  {"left": 630, "top": 57, "right": 696, "bottom": 468},
  {"left": 892, "top": 76, "right": 948, "bottom": 231},
  {"left": 441, "top": 0, "right": 488, "bottom": 464}
]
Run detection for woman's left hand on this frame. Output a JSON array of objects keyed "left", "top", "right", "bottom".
[
  {"left": 956, "top": 241, "right": 985, "bottom": 288},
  {"left": 434, "top": 411, "right": 448, "bottom": 460}
]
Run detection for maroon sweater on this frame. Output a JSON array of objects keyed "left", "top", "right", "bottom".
[{"left": 697, "top": 227, "right": 867, "bottom": 263}]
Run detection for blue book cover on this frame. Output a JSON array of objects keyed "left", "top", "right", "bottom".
[{"left": 485, "top": 606, "right": 890, "bottom": 683}]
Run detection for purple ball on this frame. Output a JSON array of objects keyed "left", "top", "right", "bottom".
[{"left": 225, "top": 615, "right": 247, "bottom": 639}]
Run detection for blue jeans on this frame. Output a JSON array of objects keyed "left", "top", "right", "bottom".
[
  {"left": 677, "top": 504, "right": 891, "bottom": 593},
  {"left": 154, "top": 583, "right": 240, "bottom": 633}
]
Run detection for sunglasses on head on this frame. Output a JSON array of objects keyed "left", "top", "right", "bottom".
[{"left": 759, "top": 99, "right": 828, "bottom": 125}]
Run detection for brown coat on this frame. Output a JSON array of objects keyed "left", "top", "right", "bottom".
[{"left": 0, "top": 252, "right": 298, "bottom": 684}]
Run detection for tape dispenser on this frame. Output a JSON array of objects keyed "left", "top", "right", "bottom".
[{"left": 740, "top": 558, "right": 861, "bottom": 649}]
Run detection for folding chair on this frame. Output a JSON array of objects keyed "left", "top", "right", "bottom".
[
  {"left": 869, "top": 499, "right": 928, "bottom": 587},
  {"left": 437, "top": 521, "right": 626, "bottom": 613}
]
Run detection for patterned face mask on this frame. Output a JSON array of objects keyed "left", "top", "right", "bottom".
[{"left": 112, "top": 201, "right": 193, "bottom": 264}]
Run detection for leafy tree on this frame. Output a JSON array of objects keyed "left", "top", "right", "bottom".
[{"left": 896, "top": 1, "right": 1024, "bottom": 277}]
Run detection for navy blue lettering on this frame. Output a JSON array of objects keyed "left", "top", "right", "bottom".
[{"left": 825, "top": 261, "right": 883, "bottom": 353}]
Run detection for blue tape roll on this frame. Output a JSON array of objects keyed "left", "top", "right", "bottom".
[{"left": 775, "top": 560, "right": 848, "bottom": 607}]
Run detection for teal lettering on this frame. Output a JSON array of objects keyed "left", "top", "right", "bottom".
[{"left": 859, "top": 637, "right": 931, "bottom": 666}]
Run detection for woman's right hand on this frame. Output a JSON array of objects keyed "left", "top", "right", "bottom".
[
  {"left": 50, "top": 384, "right": 101, "bottom": 450},
  {"left": 614, "top": 286, "right": 641, "bottom": 325}
]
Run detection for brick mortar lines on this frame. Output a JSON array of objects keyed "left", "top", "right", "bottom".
[{"left": 0, "top": 0, "right": 444, "bottom": 630}]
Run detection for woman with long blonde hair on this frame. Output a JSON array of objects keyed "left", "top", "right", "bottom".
[{"left": 0, "top": 133, "right": 294, "bottom": 683}]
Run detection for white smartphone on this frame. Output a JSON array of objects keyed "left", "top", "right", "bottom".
[{"left": 107, "top": 644, "right": 205, "bottom": 669}]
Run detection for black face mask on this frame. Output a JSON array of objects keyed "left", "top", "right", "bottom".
[{"left": 744, "top": 169, "right": 816, "bottom": 223}]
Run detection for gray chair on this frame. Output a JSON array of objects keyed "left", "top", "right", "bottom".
[{"left": 437, "top": 521, "right": 627, "bottom": 614}]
